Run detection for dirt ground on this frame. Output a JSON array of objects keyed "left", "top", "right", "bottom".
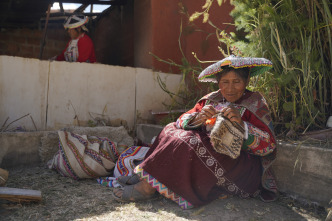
[{"left": 0, "top": 165, "right": 327, "bottom": 221}]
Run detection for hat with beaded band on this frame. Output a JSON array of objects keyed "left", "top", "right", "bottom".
[{"left": 198, "top": 55, "right": 273, "bottom": 83}]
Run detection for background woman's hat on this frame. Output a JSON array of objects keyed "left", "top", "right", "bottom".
[
  {"left": 198, "top": 55, "right": 273, "bottom": 83},
  {"left": 63, "top": 14, "right": 89, "bottom": 29}
]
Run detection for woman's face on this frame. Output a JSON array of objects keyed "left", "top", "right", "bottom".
[
  {"left": 218, "top": 70, "right": 249, "bottom": 103},
  {"left": 67, "top": 28, "right": 80, "bottom": 39}
]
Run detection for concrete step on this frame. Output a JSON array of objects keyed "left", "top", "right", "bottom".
[{"left": 136, "top": 123, "right": 163, "bottom": 144}]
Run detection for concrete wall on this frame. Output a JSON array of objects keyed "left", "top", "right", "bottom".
[
  {"left": 0, "top": 55, "right": 182, "bottom": 131},
  {"left": 274, "top": 142, "right": 332, "bottom": 206}
]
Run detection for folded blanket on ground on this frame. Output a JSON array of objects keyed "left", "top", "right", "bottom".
[{"left": 48, "top": 131, "right": 120, "bottom": 179}]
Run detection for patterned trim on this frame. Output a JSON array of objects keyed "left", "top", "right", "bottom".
[
  {"left": 49, "top": 131, "right": 119, "bottom": 180},
  {"left": 65, "top": 133, "right": 104, "bottom": 178},
  {"left": 198, "top": 55, "right": 273, "bottom": 82},
  {"left": 57, "top": 139, "right": 79, "bottom": 179},
  {"left": 134, "top": 165, "right": 194, "bottom": 210},
  {"left": 255, "top": 143, "right": 275, "bottom": 156},
  {"left": 97, "top": 176, "right": 122, "bottom": 188},
  {"left": 176, "top": 112, "right": 201, "bottom": 129},
  {"left": 115, "top": 146, "right": 146, "bottom": 176},
  {"left": 97, "top": 146, "right": 150, "bottom": 188},
  {"left": 247, "top": 123, "right": 270, "bottom": 142},
  {"left": 242, "top": 122, "right": 275, "bottom": 156},
  {"left": 85, "top": 149, "right": 103, "bottom": 164},
  {"left": 96, "top": 137, "right": 119, "bottom": 160}
]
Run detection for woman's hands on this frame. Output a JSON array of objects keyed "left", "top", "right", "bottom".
[
  {"left": 221, "top": 105, "right": 244, "bottom": 127},
  {"left": 191, "top": 104, "right": 244, "bottom": 127},
  {"left": 194, "top": 105, "right": 218, "bottom": 124}
]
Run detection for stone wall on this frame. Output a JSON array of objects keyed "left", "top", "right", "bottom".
[{"left": 0, "top": 25, "right": 68, "bottom": 60}]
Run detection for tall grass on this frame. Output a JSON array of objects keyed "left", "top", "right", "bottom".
[
  {"left": 155, "top": 0, "right": 331, "bottom": 135},
  {"left": 230, "top": 0, "right": 332, "bottom": 135}
]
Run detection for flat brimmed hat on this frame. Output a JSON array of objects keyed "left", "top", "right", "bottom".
[
  {"left": 198, "top": 55, "right": 273, "bottom": 83},
  {"left": 63, "top": 15, "right": 89, "bottom": 30}
]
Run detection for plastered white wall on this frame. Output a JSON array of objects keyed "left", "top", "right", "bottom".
[
  {"left": 135, "top": 68, "right": 183, "bottom": 121},
  {"left": 0, "top": 56, "right": 182, "bottom": 131},
  {"left": 47, "top": 62, "right": 136, "bottom": 130},
  {"left": 0, "top": 56, "right": 49, "bottom": 131}
]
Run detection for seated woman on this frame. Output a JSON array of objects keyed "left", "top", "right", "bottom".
[
  {"left": 112, "top": 56, "right": 278, "bottom": 209},
  {"left": 55, "top": 14, "right": 96, "bottom": 63}
]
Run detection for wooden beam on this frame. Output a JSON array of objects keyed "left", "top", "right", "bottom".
[
  {"left": 42, "top": 11, "right": 111, "bottom": 19},
  {"left": 39, "top": 3, "right": 52, "bottom": 59},
  {"left": 0, "top": 187, "right": 42, "bottom": 203},
  {"left": 75, "top": 4, "right": 89, "bottom": 13},
  {"left": 57, "top": 0, "right": 125, "bottom": 5},
  {"left": 0, "top": 11, "right": 45, "bottom": 19},
  {"left": 0, "top": 168, "right": 8, "bottom": 186},
  {"left": 59, "top": 2, "right": 64, "bottom": 13},
  {"left": 0, "top": 21, "right": 40, "bottom": 29}
]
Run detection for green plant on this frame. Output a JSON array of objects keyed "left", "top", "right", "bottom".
[
  {"left": 233, "top": 0, "right": 331, "bottom": 136},
  {"left": 189, "top": 0, "right": 332, "bottom": 136}
]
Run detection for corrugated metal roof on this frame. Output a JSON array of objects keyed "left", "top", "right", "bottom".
[{"left": 0, "top": 0, "right": 126, "bottom": 29}]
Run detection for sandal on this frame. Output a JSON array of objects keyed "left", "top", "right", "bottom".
[
  {"left": 117, "top": 174, "right": 141, "bottom": 186},
  {"left": 111, "top": 185, "right": 158, "bottom": 202}
]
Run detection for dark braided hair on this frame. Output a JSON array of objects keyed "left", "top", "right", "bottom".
[{"left": 215, "top": 67, "right": 250, "bottom": 83}]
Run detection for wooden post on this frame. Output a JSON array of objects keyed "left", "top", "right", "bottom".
[
  {"left": 0, "top": 187, "right": 42, "bottom": 203},
  {"left": 0, "top": 168, "right": 9, "bottom": 186},
  {"left": 39, "top": 3, "right": 52, "bottom": 60}
]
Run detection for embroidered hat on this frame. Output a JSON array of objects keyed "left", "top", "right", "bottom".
[
  {"left": 198, "top": 55, "right": 273, "bottom": 83},
  {"left": 63, "top": 14, "right": 89, "bottom": 30}
]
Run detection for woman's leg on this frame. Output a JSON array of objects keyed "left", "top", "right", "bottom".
[{"left": 113, "top": 179, "right": 156, "bottom": 201}]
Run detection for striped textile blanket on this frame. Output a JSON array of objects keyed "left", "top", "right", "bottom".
[{"left": 48, "top": 131, "right": 120, "bottom": 179}]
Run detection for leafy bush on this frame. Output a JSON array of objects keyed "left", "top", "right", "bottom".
[
  {"left": 229, "top": 0, "right": 332, "bottom": 136},
  {"left": 188, "top": 0, "right": 332, "bottom": 136}
]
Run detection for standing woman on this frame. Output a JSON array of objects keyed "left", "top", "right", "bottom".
[
  {"left": 112, "top": 56, "right": 278, "bottom": 209},
  {"left": 55, "top": 14, "right": 96, "bottom": 63}
]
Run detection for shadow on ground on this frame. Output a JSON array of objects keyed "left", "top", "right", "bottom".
[{"left": 0, "top": 165, "right": 327, "bottom": 221}]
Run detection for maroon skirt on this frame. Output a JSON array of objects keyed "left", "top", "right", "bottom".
[{"left": 140, "top": 123, "right": 262, "bottom": 207}]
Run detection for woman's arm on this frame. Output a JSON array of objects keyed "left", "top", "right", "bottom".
[
  {"left": 241, "top": 110, "right": 276, "bottom": 156},
  {"left": 176, "top": 100, "right": 206, "bottom": 129}
]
